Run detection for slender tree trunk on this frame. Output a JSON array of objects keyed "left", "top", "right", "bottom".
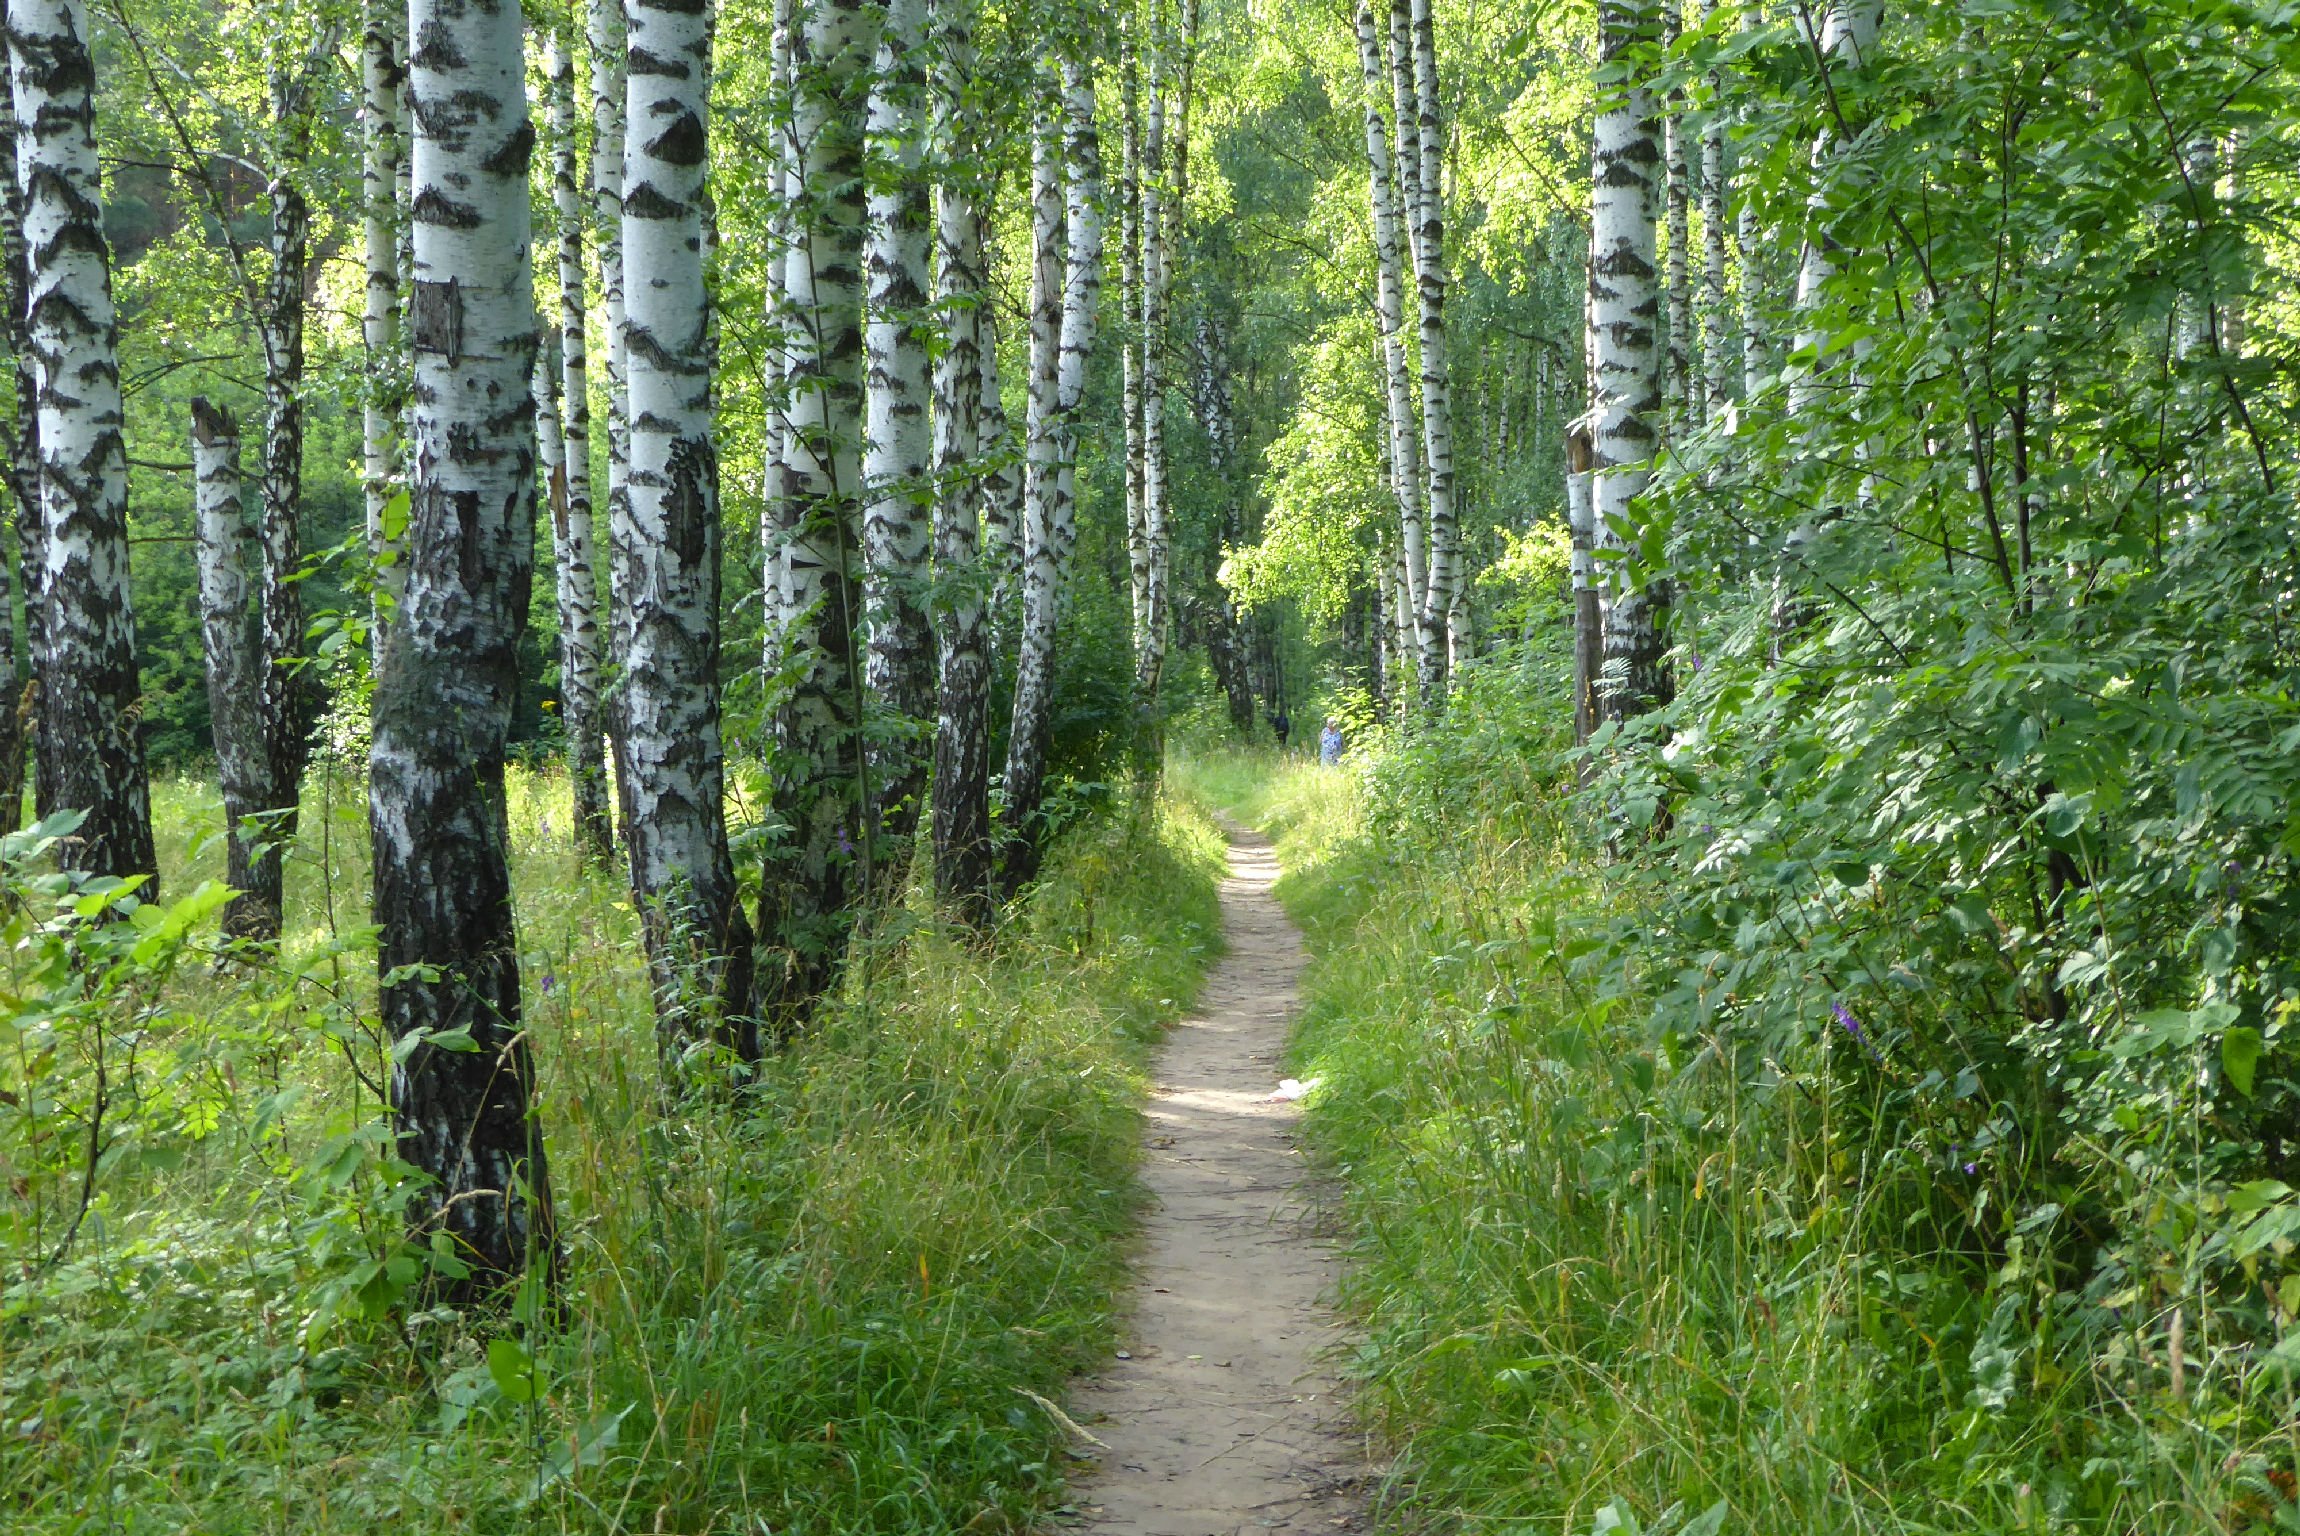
[
  {"left": 617, "top": 0, "right": 757, "bottom": 1060},
  {"left": 760, "top": 0, "right": 796, "bottom": 675},
  {"left": 372, "top": 0, "right": 552, "bottom": 1292},
  {"left": 761, "top": 0, "right": 875, "bottom": 1032},
  {"left": 585, "top": 0, "right": 632, "bottom": 730},
  {"left": 1053, "top": 50, "right": 1103, "bottom": 594},
  {"left": 0, "top": 59, "right": 29, "bottom": 835},
  {"left": 1662, "top": 1, "right": 1691, "bottom": 422},
  {"left": 541, "top": 30, "right": 611, "bottom": 862},
  {"left": 1590, "top": 0, "right": 1668, "bottom": 723},
  {"left": 1698, "top": 0, "right": 1733, "bottom": 414},
  {"left": 1135, "top": 17, "right": 1169, "bottom": 719},
  {"left": 192, "top": 401, "right": 266, "bottom": 935},
  {"left": 1408, "top": 0, "right": 1460, "bottom": 696},
  {"left": 861, "top": 0, "right": 934, "bottom": 878},
  {"left": 998, "top": 62, "right": 1067, "bottom": 895},
  {"left": 1119, "top": 18, "right": 1148, "bottom": 659},
  {"left": 1736, "top": 0, "right": 1767, "bottom": 386},
  {"left": 1191, "top": 314, "right": 1254, "bottom": 734},
  {"left": 929, "top": 0, "right": 991, "bottom": 922},
  {"left": 977, "top": 277, "right": 1021, "bottom": 641},
  {"left": 1566, "top": 421, "right": 1600, "bottom": 743},
  {"left": 11, "top": 0, "right": 155, "bottom": 887},
  {"left": 361, "top": 0, "right": 406, "bottom": 676},
  {"left": 1355, "top": 0, "right": 1424, "bottom": 702},
  {"left": 243, "top": 71, "right": 316, "bottom": 942},
  {"left": 1385, "top": 0, "right": 1427, "bottom": 629}
]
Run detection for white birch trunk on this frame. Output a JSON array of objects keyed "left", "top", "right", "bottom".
[
  {"left": 998, "top": 65, "right": 1067, "bottom": 893},
  {"left": 861, "top": 0, "right": 934, "bottom": 870},
  {"left": 1698, "top": 0, "right": 1734, "bottom": 414},
  {"left": 10, "top": 0, "right": 154, "bottom": 885},
  {"left": 192, "top": 400, "right": 266, "bottom": 937},
  {"left": 544, "top": 29, "right": 611, "bottom": 861},
  {"left": 929, "top": 0, "right": 991, "bottom": 920},
  {"left": 976, "top": 280, "right": 1021, "bottom": 639},
  {"left": 371, "top": 0, "right": 552, "bottom": 1290},
  {"left": 585, "top": 0, "right": 633, "bottom": 700},
  {"left": 361, "top": 0, "right": 407, "bottom": 675},
  {"left": 617, "top": 0, "right": 757, "bottom": 1058},
  {"left": 760, "top": 0, "right": 796, "bottom": 671},
  {"left": 1662, "top": 1, "right": 1691, "bottom": 421},
  {"left": 1385, "top": 0, "right": 1427, "bottom": 626},
  {"left": 1590, "top": 0, "right": 1669, "bottom": 722},
  {"left": 1053, "top": 50, "right": 1103, "bottom": 590},
  {"left": 762, "top": 0, "right": 875, "bottom": 1031},
  {"left": 1119, "top": 22, "right": 1148, "bottom": 659},
  {"left": 1408, "top": 0, "right": 1460, "bottom": 694},
  {"left": 0, "top": 57, "right": 28, "bottom": 831},
  {"left": 1135, "top": 21, "right": 1169, "bottom": 704}
]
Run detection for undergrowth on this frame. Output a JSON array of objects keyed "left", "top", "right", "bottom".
[
  {"left": 3, "top": 771, "right": 1225, "bottom": 1534},
  {"left": 1176, "top": 691, "right": 2289, "bottom": 1536}
]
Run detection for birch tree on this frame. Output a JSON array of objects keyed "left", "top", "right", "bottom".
[
  {"left": 1119, "top": 14, "right": 1148, "bottom": 656},
  {"left": 585, "top": 0, "right": 632, "bottom": 699},
  {"left": 1135, "top": 12, "right": 1170, "bottom": 708},
  {"left": 360, "top": 0, "right": 406, "bottom": 672},
  {"left": 11, "top": 0, "right": 156, "bottom": 886},
  {"left": 997, "top": 62, "right": 1068, "bottom": 894},
  {"left": 861, "top": 0, "right": 935, "bottom": 874},
  {"left": 617, "top": 0, "right": 758, "bottom": 1059},
  {"left": 1589, "top": 0, "right": 1669, "bottom": 722},
  {"left": 761, "top": 0, "right": 876, "bottom": 1030},
  {"left": 0, "top": 60, "right": 29, "bottom": 833},
  {"left": 1662, "top": 2, "right": 1692, "bottom": 419},
  {"left": 545, "top": 27, "right": 611, "bottom": 861},
  {"left": 1698, "top": 0, "right": 1734, "bottom": 413},
  {"left": 192, "top": 401, "right": 266, "bottom": 937},
  {"left": 929, "top": 0, "right": 994, "bottom": 920},
  {"left": 1385, "top": 0, "right": 1426, "bottom": 639},
  {"left": 1354, "top": 0, "right": 1423, "bottom": 699},
  {"left": 369, "top": 0, "right": 553, "bottom": 1290},
  {"left": 1408, "top": 0, "right": 1461, "bottom": 691}
]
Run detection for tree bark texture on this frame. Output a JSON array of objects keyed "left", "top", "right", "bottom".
[
  {"left": 761, "top": 0, "right": 876, "bottom": 1032},
  {"left": 371, "top": 0, "right": 553, "bottom": 1293},
  {"left": 929, "top": 0, "right": 992, "bottom": 922},
  {"left": 616, "top": 0, "right": 758, "bottom": 1061},
  {"left": 1662, "top": 1, "right": 1691, "bottom": 421},
  {"left": 997, "top": 65, "right": 1066, "bottom": 896},
  {"left": 192, "top": 400, "right": 267, "bottom": 937},
  {"left": 10, "top": 0, "right": 155, "bottom": 888},
  {"left": 0, "top": 55, "right": 30, "bottom": 834},
  {"left": 1590, "top": 0, "right": 1669, "bottom": 723},
  {"left": 585, "top": 0, "right": 632, "bottom": 709},
  {"left": 1384, "top": 0, "right": 1426, "bottom": 630},
  {"left": 1698, "top": 0, "right": 1734, "bottom": 413},
  {"left": 861, "top": 0, "right": 934, "bottom": 878},
  {"left": 1134, "top": 21, "right": 1169, "bottom": 708},
  {"left": 1408, "top": 0, "right": 1460, "bottom": 695},
  {"left": 362, "top": 0, "right": 407, "bottom": 675},
  {"left": 544, "top": 29, "right": 612, "bottom": 862},
  {"left": 1119, "top": 16, "right": 1148, "bottom": 658}
]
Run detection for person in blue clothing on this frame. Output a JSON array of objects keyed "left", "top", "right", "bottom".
[{"left": 1318, "top": 716, "right": 1343, "bottom": 766}]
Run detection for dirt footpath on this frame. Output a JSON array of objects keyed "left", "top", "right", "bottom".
[{"left": 1059, "top": 821, "right": 1370, "bottom": 1536}]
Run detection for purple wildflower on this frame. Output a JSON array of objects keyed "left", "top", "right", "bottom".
[
  {"left": 836, "top": 825, "right": 854, "bottom": 858},
  {"left": 540, "top": 972, "right": 558, "bottom": 995},
  {"left": 1833, "top": 1002, "right": 1862, "bottom": 1040},
  {"left": 1963, "top": 1162, "right": 1978, "bottom": 1176}
]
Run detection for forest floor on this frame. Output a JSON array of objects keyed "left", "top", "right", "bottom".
[{"left": 1060, "top": 820, "right": 1372, "bottom": 1536}]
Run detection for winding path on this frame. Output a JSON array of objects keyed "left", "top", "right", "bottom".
[{"left": 1061, "top": 822, "right": 1369, "bottom": 1536}]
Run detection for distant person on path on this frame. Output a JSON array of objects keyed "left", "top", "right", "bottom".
[
  {"left": 1319, "top": 717, "right": 1343, "bottom": 766},
  {"left": 1269, "top": 707, "right": 1291, "bottom": 751}
]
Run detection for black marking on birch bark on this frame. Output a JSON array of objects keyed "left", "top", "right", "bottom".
[
  {"left": 407, "top": 20, "right": 466, "bottom": 71},
  {"left": 480, "top": 120, "right": 535, "bottom": 177},
  {"left": 622, "top": 181, "right": 685, "bottom": 220},
  {"left": 411, "top": 278, "right": 464, "bottom": 358},
  {"left": 626, "top": 45, "right": 691, "bottom": 78}
]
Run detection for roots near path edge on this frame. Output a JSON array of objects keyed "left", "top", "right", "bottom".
[{"left": 1059, "top": 820, "right": 1370, "bottom": 1536}]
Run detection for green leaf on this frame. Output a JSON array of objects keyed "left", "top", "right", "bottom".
[
  {"left": 487, "top": 1337, "right": 540, "bottom": 1404},
  {"left": 2223, "top": 1027, "right": 2264, "bottom": 1098},
  {"left": 1681, "top": 1502, "right": 1730, "bottom": 1536}
]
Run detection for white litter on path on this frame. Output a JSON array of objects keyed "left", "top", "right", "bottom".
[{"left": 1263, "top": 1076, "right": 1321, "bottom": 1102}]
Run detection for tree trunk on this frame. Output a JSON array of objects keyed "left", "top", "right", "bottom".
[
  {"left": 1566, "top": 422, "right": 1600, "bottom": 743},
  {"left": 1354, "top": 0, "right": 1424, "bottom": 702},
  {"left": 11, "top": 0, "right": 155, "bottom": 888},
  {"left": 543, "top": 29, "right": 611, "bottom": 862},
  {"left": 0, "top": 56, "right": 29, "bottom": 835},
  {"left": 361, "top": 0, "right": 407, "bottom": 677},
  {"left": 760, "top": 0, "right": 796, "bottom": 676},
  {"left": 1408, "top": 0, "right": 1459, "bottom": 698},
  {"left": 1135, "top": 21, "right": 1169, "bottom": 719},
  {"left": 1590, "top": 0, "right": 1669, "bottom": 724},
  {"left": 372, "top": 0, "right": 553, "bottom": 1293},
  {"left": 1736, "top": 0, "right": 1768, "bottom": 387},
  {"left": 192, "top": 401, "right": 266, "bottom": 936},
  {"left": 1053, "top": 50, "right": 1103, "bottom": 594},
  {"left": 1698, "top": 0, "right": 1734, "bottom": 414},
  {"left": 861, "top": 0, "right": 934, "bottom": 879},
  {"left": 1662, "top": 0, "right": 1691, "bottom": 422},
  {"left": 1119, "top": 18, "right": 1148, "bottom": 659},
  {"left": 1190, "top": 314, "right": 1255, "bottom": 735},
  {"left": 1384, "top": 0, "right": 1427, "bottom": 631},
  {"left": 617, "top": 0, "right": 758, "bottom": 1061},
  {"left": 585, "top": 0, "right": 632, "bottom": 726},
  {"left": 977, "top": 278, "right": 1021, "bottom": 645},
  {"left": 929, "top": 0, "right": 992, "bottom": 923},
  {"left": 247, "top": 67, "right": 317, "bottom": 943},
  {"left": 997, "top": 62, "right": 1068, "bottom": 895},
  {"left": 761, "top": 0, "right": 875, "bottom": 1032}
]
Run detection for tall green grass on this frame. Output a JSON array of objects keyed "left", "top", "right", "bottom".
[
  {"left": 4, "top": 771, "right": 1225, "bottom": 1534},
  {"left": 1175, "top": 743, "right": 2266, "bottom": 1536}
]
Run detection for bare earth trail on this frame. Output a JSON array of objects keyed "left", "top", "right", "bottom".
[{"left": 1059, "top": 821, "right": 1370, "bottom": 1536}]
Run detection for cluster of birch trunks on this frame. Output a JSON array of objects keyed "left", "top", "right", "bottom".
[{"left": 0, "top": 0, "right": 1242, "bottom": 1295}]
